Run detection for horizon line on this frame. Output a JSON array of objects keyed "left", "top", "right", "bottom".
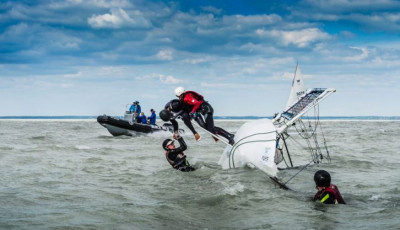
[{"left": 1, "top": 115, "right": 400, "bottom": 120}]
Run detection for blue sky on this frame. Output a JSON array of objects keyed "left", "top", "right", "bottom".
[{"left": 1, "top": 0, "right": 400, "bottom": 116}]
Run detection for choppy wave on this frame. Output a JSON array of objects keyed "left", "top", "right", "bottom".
[{"left": 0, "top": 120, "right": 400, "bottom": 229}]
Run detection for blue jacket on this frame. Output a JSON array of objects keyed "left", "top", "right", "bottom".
[
  {"left": 136, "top": 105, "right": 141, "bottom": 114},
  {"left": 129, "top": 104, "right": 136, "bottom": 113},
  {"left": 137, "top": 115, "right": 147, "bottom": 124},
  {"left": 147, "top": 112, "right": 156, "bottom": 125}
]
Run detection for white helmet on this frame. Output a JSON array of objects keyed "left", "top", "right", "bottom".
[{"left": 174, "top": 86, "right": 185, "bottom": 97}]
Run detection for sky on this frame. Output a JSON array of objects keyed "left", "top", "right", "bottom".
[{"left": 1, "top": 0, "right": 400, "bottom": 117}]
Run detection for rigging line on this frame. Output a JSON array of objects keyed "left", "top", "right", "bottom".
[
  {"left": 295, "top": 104, "right": 320, "bottom": 140},
  {"left": 290, "top": 125, "right": 318, "bottom": 164},
  {"left": 304, "top": 132, "right": 316, "bottom": 162},
  {"left": 283, "top": 158, "right": 315, "bottom": 185},
  {"left": 284, "top": 129, "right": 321, "bottom": 160},
  {"left": 294, "top": 120, "right": 313, "bottom": 139},
  {"left": 297, "top": 107, "right": 322, "bottom": 161},
  {"left": 298, "top": 119, "right": 316, "bottom": 160},
  {"left": 281, "top": 136, "right": 313, "bottom": 169},
  {"left": 316, "top": 106, "right": 331, "bottom": 163},
  {"left": 309, "top": 106, "right": 322, "bottom": 161},
  {"left": 312, "top": 105, "right": 323, "bottom": 156},
  {"left": 311, "top": 105, "right": 328, "bottom": 163},
  {"left": 285, "top": 134, "right": 307, "bottom": 152}
]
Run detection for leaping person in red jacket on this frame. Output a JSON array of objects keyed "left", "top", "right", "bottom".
[{"left": 174, "top": 87, "right": 235, "bottom": 145}]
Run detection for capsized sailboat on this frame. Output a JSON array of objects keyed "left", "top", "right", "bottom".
[{"left": 218, "top": 65, "right": 336, "bottom": 189}]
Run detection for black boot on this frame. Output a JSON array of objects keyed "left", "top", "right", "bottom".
[{"left": 214, "top": 127, "right": 235, "bottom": 145}]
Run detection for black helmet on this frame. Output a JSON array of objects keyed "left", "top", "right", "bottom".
[
  {"left": 314, "top": 170, "right": 331, "bottom": 187},
  {"left": 170, "top": 99, "right": 182, "bottom": 112},
  {"left": 159, "top": 109, "right": 171, "bottom": 121},
  {"left": 162, "top": 138, "right": 174, "bottom": 150}
]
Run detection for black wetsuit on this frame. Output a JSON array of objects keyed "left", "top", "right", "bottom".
[
  {"left": 180, "top": 91, "right": 234, "bottom": 144},
  {"left": 164, "top": 100, "right": 197, "bottom": 135},
  {"left": 165, "top": 136, "right": 195, "bottom": 172}
]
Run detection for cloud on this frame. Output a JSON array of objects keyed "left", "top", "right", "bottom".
[
  {"left": 223, "top": 14, "right": 281, "bottom": 26},
  {"left": 256, "top": 28, "right": 331, "bottom": 47},
  {"left": 159, "top": 74, "right": 181, "bottom": 84},
  {"left": 62, "top": 71, "right": 83, "bottom": 78},
  {"left": 200, "top": 82, "right": 244, "bottom": 88},
  {"left": 302, "top": 0, "right": 400, "bottom": 13},
  {"left": 134, "top": 73, "right": 181, "bottom": 84},
  {"left": 50, "top": 0, "right": 132, "bottom": 9},
  {"left": 344, "top": 46, "right": 369, "bottom": 62},
  {"left": 156, "top": 49, "right": 173, "bottom": 60},
  {"left": 88, "top": 8, "right": 150, "bottom": 29},
  {"left": 183, "top": 58, "right": 207, "bottom": 64},
  {"left": 346, "top": 13, "right": 400, "bottom": 32},
  {"left": 294, "top": 0, "right": 400, "bottom": 33},
  {"left": 0, "top": 23, "right": 29, "bottom": 41}
]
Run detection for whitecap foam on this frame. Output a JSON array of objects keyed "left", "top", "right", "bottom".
[
  {"left": 368, "top": 194, "right": 383, "bottom": 201},
  {"left": 223, "top": 182, "right": 245, "bottom": 196},
  {"left": 75, "top": 145, "right": 91, "bottom": 150}
]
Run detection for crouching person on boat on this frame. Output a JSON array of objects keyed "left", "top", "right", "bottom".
[
  {"left": 137, "top": 112, "right": 147, "bottom": 124},
  {"left": 313, "top": 170, "right": 346, "bottom": 204},
  {"left": 162, "top": 136, "right": 195, "bottom": 172}
]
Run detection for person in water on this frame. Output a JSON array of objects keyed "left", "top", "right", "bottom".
[
  {"left": 313, "top": 170, "right": 346, "bottom": 204},
  {"left": 162, "top": 136, "right": 195, "bottom": 172},
  {"left": 173, "top": 86, "right": 235, "bottom": 145},
  {"left": 147, "top": 109, "right": 156, "bottom": 125},
  {"left": 160, "top": 99, "right": 201, "bottom": 141}
]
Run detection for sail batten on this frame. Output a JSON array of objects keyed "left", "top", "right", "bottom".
[
  {"left": 282, "top": 88, "right": 327, "bottom": 120},
  {"left": 277, "top": 88, "right": 336, "bottom": 134}
]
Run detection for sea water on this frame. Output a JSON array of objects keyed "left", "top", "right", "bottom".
[{"left": 0, "top": 119, "right": 399, "bottom": 229}]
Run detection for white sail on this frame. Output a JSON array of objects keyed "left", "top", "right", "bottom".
[{"left": 285, "top": 64, "right": 306, "bottom": 110}]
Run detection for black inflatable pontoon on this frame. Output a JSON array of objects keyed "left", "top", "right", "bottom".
[{"left": 97, "top": 115, "right": 181, "bottom": 136}]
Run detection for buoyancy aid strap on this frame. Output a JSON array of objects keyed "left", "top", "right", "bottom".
[
  {"left": 320, "top": 193, "right": 330, "bottom": 203},
  {"left": 165, "top": 151, "right": 175, "bottom": 165},
  {"left": 173, "top": 155, "right": 187, "bottom": 168}
]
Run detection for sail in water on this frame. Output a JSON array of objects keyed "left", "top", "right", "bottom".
[{"left": 285, "top": 64, "right": 306, "bottom": 110}]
